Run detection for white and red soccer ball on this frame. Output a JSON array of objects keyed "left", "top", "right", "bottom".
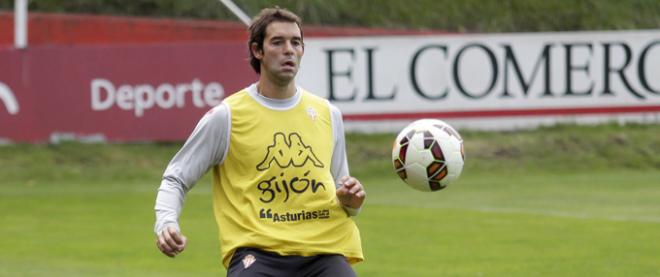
[{"left": 392, "top": 119, "right": 465, "bottom": 192}]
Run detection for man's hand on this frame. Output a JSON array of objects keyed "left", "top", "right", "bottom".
[
  {"left": 156, "top": 226, "right": 187, "bottom": 258},
  {"left": 336, "top": 176, "right": 366, "bottom": 209}
]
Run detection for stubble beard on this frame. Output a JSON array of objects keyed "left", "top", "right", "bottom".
[{"left": 268, "top": 68, "right": 297, "bottom": 87}]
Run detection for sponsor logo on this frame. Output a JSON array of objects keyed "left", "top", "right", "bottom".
[
  {"left": 242, "top": 254, "right": 256, "bottom": 269},
  {"left": 0, "top": 82, "right": 19, "bottom": 115},
  {"left": 255, "top": 133, "right": 326, "bottom": 203},
  {"left": 256, "top": 170, "right": 327, "bottom": 203},
  {"left": 322, "top": 38, "right": 660, "bottom": 102},
  {"left": 256, "top": 132, "right": 324, "bottom": 170},
  {"left": 90, "top": 78, "right": 224, "bottom": 117},
  {"left": 259, "top": 208, "right": 330, "bottom": 223}
]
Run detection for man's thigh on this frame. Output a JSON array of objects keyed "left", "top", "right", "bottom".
[{"left": 302, "top": 254, "right": 356, "bottom": 277}]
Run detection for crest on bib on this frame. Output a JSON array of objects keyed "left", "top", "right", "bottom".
[{"left": 242, "top": 254, "right": 256, "bottom": 269}]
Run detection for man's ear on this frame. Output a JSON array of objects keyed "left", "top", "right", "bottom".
[{"left": 251, "top": 42, "right": 263, "bottom": 60}]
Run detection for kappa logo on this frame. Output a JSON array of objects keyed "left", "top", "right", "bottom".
[
  {"left": 256, "top": 132, "right": 324, "bottom": 170},
  {"left": 0, "top": 82, "right": 19, "bottom": 115}
]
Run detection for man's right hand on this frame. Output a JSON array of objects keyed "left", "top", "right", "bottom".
[{"left": 156, "top": 226, "right": 187, "bottom": 258}]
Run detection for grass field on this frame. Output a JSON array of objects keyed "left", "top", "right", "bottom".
[{"left": 1, "top": 123, "right": 659, "bottom": 276}]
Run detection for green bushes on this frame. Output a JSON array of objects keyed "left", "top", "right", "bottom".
[{"left": 2, "top": 0, "right": 659, "bottom": 32}]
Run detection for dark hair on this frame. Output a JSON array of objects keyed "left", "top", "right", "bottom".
[{"left": 248, "top": 7, "right": 303, "bottom": 74}]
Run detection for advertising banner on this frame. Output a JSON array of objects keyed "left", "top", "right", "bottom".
[
  {"left": 1, "top": 30, "right": 659, "bottom": 142},
  {"left": 1, "top": 42, "right": 256, "bottom": 142},
  {"left": 299, "top": 30, "right": 660, "bottom": 130}
]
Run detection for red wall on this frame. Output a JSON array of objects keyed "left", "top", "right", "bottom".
[
  {"left": 0, "top": 12, "right": 445, "bottom": 46},
  {"left": 0, "top": 12, "right": 249, "bottom": 46},
  {"left": 0, "top": 42, "right": 257, "bottom": 142},
  {"left": 0, "top": 12, "right": 446, "bottom": 142}
]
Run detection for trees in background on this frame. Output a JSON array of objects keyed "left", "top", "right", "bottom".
[{"left": 1, "top": 0, "right": 659, "bottom": 32}]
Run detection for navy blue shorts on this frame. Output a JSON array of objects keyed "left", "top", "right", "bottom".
[{"left": 227, "top": 247, "right": 357, "bottom": 277}]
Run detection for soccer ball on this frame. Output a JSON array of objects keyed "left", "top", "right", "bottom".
[{"left": 392, "top": 119, "right": 465, "bottom": 191}]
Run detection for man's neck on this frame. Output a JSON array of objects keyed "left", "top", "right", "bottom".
[{"left": 257, "top": 77, "right": 296, "bottom": 99}]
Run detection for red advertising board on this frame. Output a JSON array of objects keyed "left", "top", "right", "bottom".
[{"left": 0, "top": 42, "right": 257, "bottom": 142}]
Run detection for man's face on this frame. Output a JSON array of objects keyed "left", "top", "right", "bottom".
[{"left": 253, "top": 21, "right": 304, "bottom": 85}]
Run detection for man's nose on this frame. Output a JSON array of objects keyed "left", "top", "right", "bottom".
[{"left": 283, "top": 41, "right": 294, "bottom": 54}]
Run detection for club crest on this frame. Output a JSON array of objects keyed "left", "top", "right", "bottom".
[
  {"left": 242, "top": 254, "right": 256, "bottom": 269},
  {"left": 306, "top": 106, "right": 317, "bottom": 121}
]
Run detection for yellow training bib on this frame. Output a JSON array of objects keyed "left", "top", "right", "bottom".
[{"left": 212, "top": 89, "right": 363, "bottom": 267}]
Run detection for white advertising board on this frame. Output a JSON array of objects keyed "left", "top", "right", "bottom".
[{"left": 298, "top": 30, "right": 660, "bottom": 131}]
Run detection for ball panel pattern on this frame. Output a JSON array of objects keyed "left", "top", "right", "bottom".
[
  {"left": 430, "top": 142, "right": 444, "bottom": 161},
  {"left": 391, "top": 119, "right": 464, "bottom": 192},
  {"left": 428, "top": 180, "right": 446, "bottom": 191}
]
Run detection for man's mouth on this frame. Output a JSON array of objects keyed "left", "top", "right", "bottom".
[{"left": 282, "top": 61, "right": 296, "bottom": 68}]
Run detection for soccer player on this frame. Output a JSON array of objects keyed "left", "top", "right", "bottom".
[{"left": 154, "top": 7, "right": 365, "bottom": 277}]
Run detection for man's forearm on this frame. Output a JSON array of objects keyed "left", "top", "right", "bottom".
[{"left": 154, "top": 178, "right": 187, "bottom": 234}]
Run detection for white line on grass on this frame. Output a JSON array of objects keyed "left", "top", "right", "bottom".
[
  {"left": 465, "top": 205, "right": 660, "bottom": 223},
  {"left": 372, "top": 202, "right": 660, "bottom": 223}
]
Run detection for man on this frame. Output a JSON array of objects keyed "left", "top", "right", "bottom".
[{"left": 154, "top": 7, "right": 365, "bottom": 277}]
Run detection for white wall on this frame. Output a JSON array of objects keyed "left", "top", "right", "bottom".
[{"left": 298, "top": 30, "right": 660, "bottom": 131}]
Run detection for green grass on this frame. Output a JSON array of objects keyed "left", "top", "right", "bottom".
[{"left": 1, "top": 123, "right": 659, "bottom": 276}]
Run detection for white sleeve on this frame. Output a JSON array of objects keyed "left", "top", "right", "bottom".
[
  {"left": 154, "top": 103, "right": 230, "bottom": 234},
  {"left": 329, "top": 103, "right": 361, "bottom": 216}
]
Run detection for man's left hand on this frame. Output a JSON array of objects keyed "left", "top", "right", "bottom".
[{"left": 336, "top": 176, "right": 366, "bottom": 209}]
